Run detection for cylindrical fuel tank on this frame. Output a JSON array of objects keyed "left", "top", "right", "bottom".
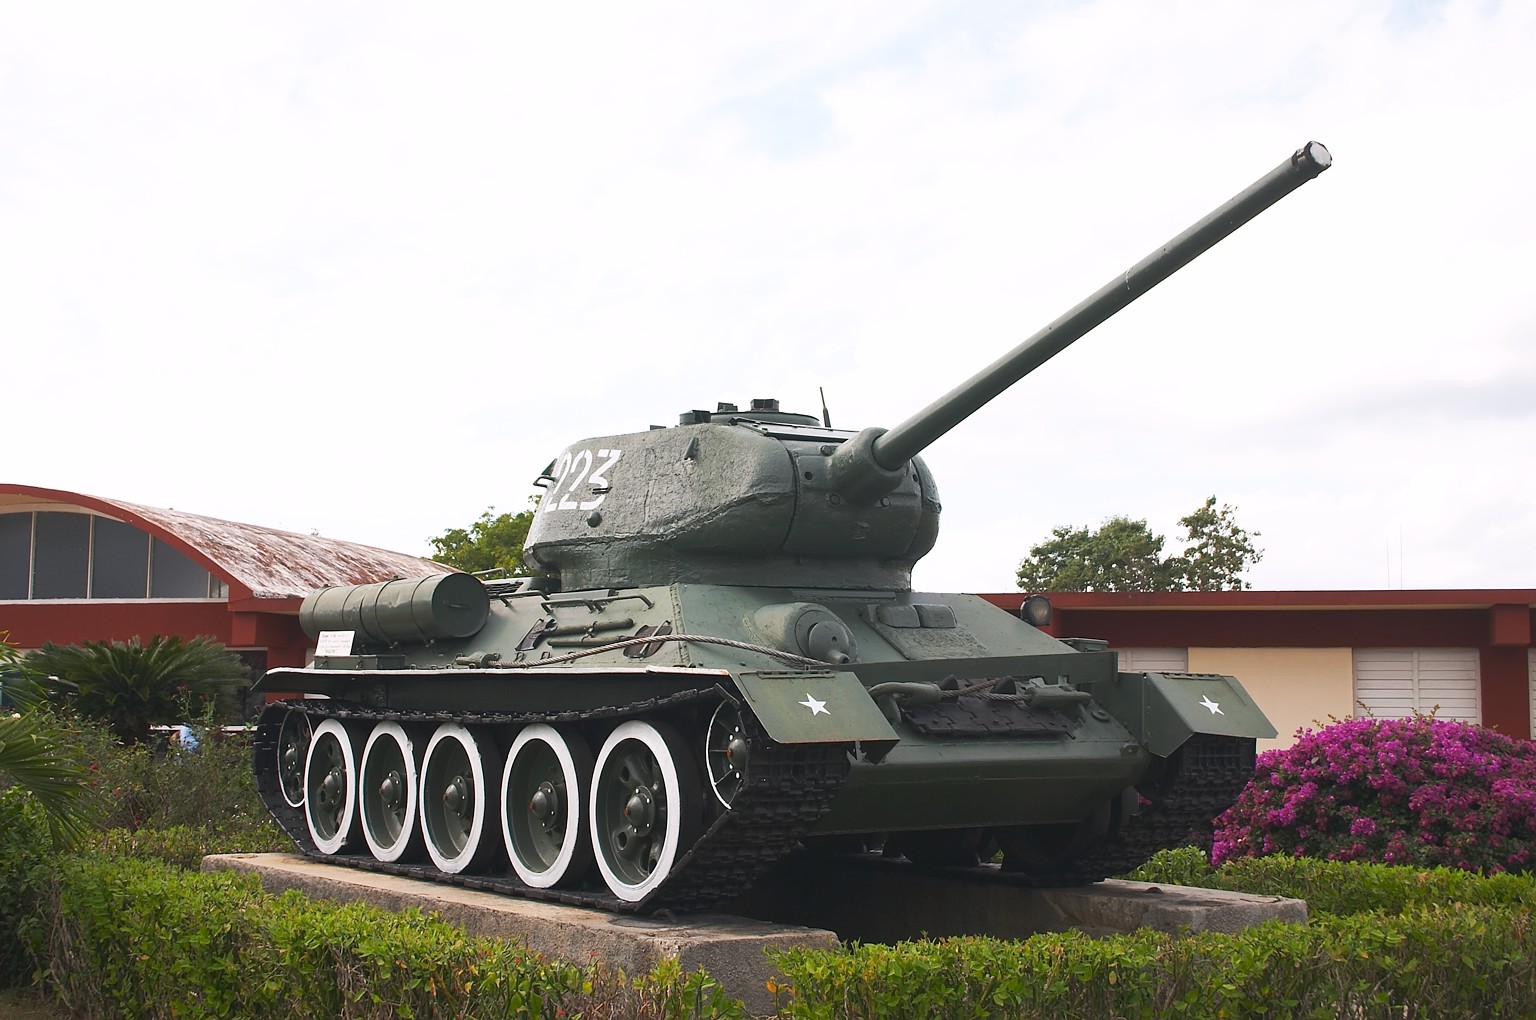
[{"left": 299, "top": 573, "right": 489, "bottom": 644}]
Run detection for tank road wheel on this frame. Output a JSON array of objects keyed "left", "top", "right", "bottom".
[
  {"left": 359, "top": 722, "right": 423, "bottom": 863},
  {"left": 421, "top": 723, "right": 501, "bottom": 874},
  {"left": 502, "top": 724, "right": 595, "bottom": 888},
  {"left": 304, "top": 719, "right": 361, "bottom": 854},
  {"left": 590, "top": 720, "right": 702, "bottom": 902},
  {"left": 704, "top": 701, "right": 750, "bottom": 808},
  {"left": 276, "top": 708, "right": 313, "bottom": 808}
]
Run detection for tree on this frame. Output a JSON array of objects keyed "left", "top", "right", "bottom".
[
  {"left": 1176, "top": 496, "right": 1264, "bottom": 591},
  {"left": 428, "top": 503, "right": 536, "bottom": 574},
  {"left": 1016, "top": 496, "right": 1263, "bottom": 592},
  {"left": 29, "top": 635, "right": 249, "bottom": 745},
  {"left": 1016, "top": 517, "right": 1183, "bottom": 592}
]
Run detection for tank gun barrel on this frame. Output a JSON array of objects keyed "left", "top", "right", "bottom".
[{"left": 868, "top": 141, "right": 1331, "bottom": 472}]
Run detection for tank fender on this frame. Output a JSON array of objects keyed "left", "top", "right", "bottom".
[
  {"left": 731, "top": 669, "right": 899, "bottom": 756},
  {"left": 1129, "top": 672, "right": 1278, "bottom": 757}
]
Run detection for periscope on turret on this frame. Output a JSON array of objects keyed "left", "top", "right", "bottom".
[{"left": 252, "top": 142, "right": 1328, "bottom": 913}]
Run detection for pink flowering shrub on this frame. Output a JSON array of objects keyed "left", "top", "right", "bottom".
[{"left": 1211, "top": 715, "right": 1536, "bottom": 873}]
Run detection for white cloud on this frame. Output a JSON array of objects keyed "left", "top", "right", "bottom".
[{"left": 2, "top": 0, "right": 1532, "bottom": 593}]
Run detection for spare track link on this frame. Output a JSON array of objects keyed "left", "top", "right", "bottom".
[
  {"left": 1008, "top": 733, "right": 1256, "bottom": 886},
  {"left": 253, "top": 691, "right": 850, "bottom": 915}
]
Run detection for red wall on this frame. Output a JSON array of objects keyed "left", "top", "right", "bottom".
[{"left": 0, "top": 601, "right": 310, "bottom": 669}]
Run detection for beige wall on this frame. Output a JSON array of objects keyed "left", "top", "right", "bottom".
[{"left": 1188, "top": 647, "right": 1355, "bottom": 752}]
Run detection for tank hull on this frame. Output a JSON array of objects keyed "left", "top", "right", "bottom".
[{"left": 254, "top": 579, "right": 1269, "bottom": 912}]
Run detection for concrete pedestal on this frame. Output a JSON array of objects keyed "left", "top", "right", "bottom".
[{"left": 203, "top": 852, "right": 1306, "bottom": 1014}]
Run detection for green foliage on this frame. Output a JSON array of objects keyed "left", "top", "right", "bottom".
[
  {"left": 428, "top": 503, "right": 536, "bottom": 574},
  {"left": 0, "top": 791, "right": 59, "bottom": 987},
  {"left": 771, "top": 904, "right": 1536, "bottom": 1019},
  {"left": 37, "top": 855, "right": 745, "bottom": 1019},
  {"left": 0, "top": 711, "right": 91, "bottom": 847},
  {"left": 28, "top": 635, "right": 249, "bottom": 745},
  {"left": 1016, "top": 495, "right": 1262, "bottom": 592},
  {"left": 1176, "top": 495, "right": 1265, "bottom": 590},
  {"left": 68, "top": 720, "right": 278, "bottom": 843},
  {"left": 1130, "top": 846, "right": 1536, "bottom": 919},
  {"left": 1015, "top": 516, "right": 1181, "bottom": 592}
]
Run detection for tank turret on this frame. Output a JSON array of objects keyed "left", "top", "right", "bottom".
[
  {"left": 254, "top": 142, "right": 1328, "bottom": 915},
  {"left": 525, "top": 142, "right": 1331, "bottom": 591}
]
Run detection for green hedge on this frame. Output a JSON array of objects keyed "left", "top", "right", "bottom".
[
  {"left": 22, "top": 845, "right": 1536, "bottom": 1018},
  {"left": 1129, "top": 845, "right": 1536, "bottom": 917},
  {"left": 764, "top": 853, "right": 1536, "bottom": 1019},
  {"left": 37, "top": 856, "right": 743, "bottom": 1020},
  {"left": 770, "top": 906, "right": 1536, "bottom": 1019}
]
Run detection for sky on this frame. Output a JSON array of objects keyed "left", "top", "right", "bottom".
[{"left": 3, "top": 0, "right": 1533, "bottom": 595}]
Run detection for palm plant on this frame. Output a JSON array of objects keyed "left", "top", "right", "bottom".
[
  {"left": 29, "top": 635, "right": 249, "bottom": 746},
  {"left": 0, "top": 635, "right": 89, "bottom": 845}
]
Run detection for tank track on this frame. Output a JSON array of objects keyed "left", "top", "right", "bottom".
[
  {"left": 1003, "top": 733, "right": 1256, "bottom": 886},
  {"left": 253, "top": 690, "right": 850, "bottom": 915}
]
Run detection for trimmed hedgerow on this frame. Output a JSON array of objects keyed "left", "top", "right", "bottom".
[
  {"left": 1129, "top": 846, "right": 1536, "bottom": 918},
  {"left": 1211, "top": 715, "right": 1536, "bottom": 873},
  {"left": 769, "top": 906, "right": 1536, "bottom": 1020},
  {"left": 37, "top": 855, "right": 744, "bottom": 1019}
]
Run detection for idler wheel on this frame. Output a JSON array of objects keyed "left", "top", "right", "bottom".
[
  {"left": 704, "top": 701, "right": 751, "bottom": 808},
  {"left": 501, "top": 724, "right": 594, "bottom": 889},
  {"left": 359, "top": 722, "right": 424, "bottom": 863},
  {"left": 304, "top": 718, "right": 360, "bottom": 854},
  {"left": 589, "top": 720, "right": 702, "bottom": 902},
  {"left": 420, "top": 723, "right": 501, "bottom": 874},
  {"left": 277, "top": 709, "right": 313, "bottom": 809}
]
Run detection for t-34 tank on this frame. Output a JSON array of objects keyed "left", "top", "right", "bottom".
[{"left": 254, "top": 142, "right": 1331, "bottom": 913}]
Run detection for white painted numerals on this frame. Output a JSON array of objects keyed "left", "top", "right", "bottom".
[{"left": 541, "top": 448, "right": 623, "bottom": 513}]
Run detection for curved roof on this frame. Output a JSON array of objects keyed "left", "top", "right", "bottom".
[{"left": 0, "top": 484, "right": 452, "bottom": 599}]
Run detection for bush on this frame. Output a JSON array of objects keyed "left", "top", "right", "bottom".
[
  {"left": 1130, "top": 846, "right": 1536, "bottom": 918},
  {"left": 39, "top": 855, "right": 745, "bottom": 1019},
  {"left": 0, "top": 790, "right": 58, "bottom": 987},
  {"left": 79, "top": 724, "right": 279, "bottom": 840},
  {"left": 1211, "top": 715, "right": 1536, "bottom": 872},
  {"left": 771, "top": 907, "right": 1536, "bottom": 1020}
]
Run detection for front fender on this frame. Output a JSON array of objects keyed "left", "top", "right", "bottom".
[{"left": 1104, "top": 671, "right": 1277, "bottom": 757}]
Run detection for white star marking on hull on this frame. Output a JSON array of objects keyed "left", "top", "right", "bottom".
[
  {"left": 800, "top": 693, "right": 829, "bottom": 716},
  {"left": 1198, "top": 695, "right": 1223, "bottom": 716}
]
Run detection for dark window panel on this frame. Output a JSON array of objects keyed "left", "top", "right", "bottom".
[
  {"left": 91, "top": 517, "right": 150, "bottom": 598},
  {"left": 33, "top": 512, "right": 90, "bottom": 599},
  {"left": 0, "top": 513, "right": 31, "bottom": 599},
  {"left": 150, "top": 538, "right": 212, "bottom": 598}
]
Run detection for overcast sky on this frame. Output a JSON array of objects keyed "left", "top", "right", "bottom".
[{"left": 4, "top": 1, "right": 1532, "bottom": 595}]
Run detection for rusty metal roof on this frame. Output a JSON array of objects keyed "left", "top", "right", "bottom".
[{"left": 0, "top": 485, "right": 453, "bottom": 599}]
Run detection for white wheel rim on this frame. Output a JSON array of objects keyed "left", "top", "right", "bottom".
[
  {"left": 502, "top": 724, "right": 586, "bottom": 887},
  {"left": 359, "top": 722, "right": 420, "bottom": 862},
  {"left": 420, "top": 723, "right": 490, "bottom": 874},
  {"left": 589, "top": 720, "right": 685, "bottom": 902},
  {"left": 304, "top": 718, "right": 357, "bottom": 855}
]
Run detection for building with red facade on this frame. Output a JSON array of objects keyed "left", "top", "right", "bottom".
[{"left": 0, "top": 484, "right": 450, "bottom": 701}]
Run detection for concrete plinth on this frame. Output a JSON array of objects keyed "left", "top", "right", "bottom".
[
  {"left": 204, "top": 852, "right": 1306, "bottom": 1014},
  {"left": 728, "top": 853, "right": 1308, "bottom": 944},
  {"left": 202, "top": 853, "right": 833, "bottom": 1016}
]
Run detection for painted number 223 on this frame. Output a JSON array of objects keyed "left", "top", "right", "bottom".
[{"left": 541, "top": 448, "right": 623, "bottom": 512}]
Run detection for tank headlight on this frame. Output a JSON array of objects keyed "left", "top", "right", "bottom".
[{"left": 1020, "top": 594, "right": 1053, "bottom": 628}]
